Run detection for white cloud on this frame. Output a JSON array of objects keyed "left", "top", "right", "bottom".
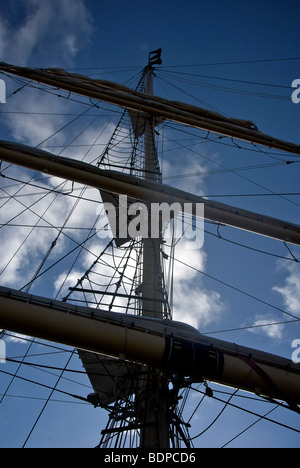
[
  {"left": 248, "top": 315, "right": 284, "bottom": 340},
  {"left": 139, "top": 44, "right": 149, "bottom": 52},
  {"left": 170, "top": 239, "right": 224, "bottom": 329},
  {"left": 54, "top": 270, "right": 84, "bottom": 299},
  {"left": 0, "top": 168, "right": 74, "bottom": 288},
  {"left": 0, "top": 102, "right": 117, "bottom": 292},
  {"left": 173, "top": 281, "right": 223, "bottom": 330},
  {"left": 0, "top": 0, "right": 93, "bottom": 66},
  {"left": 0, "top": 0, "right": 95, "bottom": 149},
  {"left": 245, "top": 261, "right": 300, "bottom": 341},
  {"left": 5, "top": 332, "right": 31, "bottom": 344},
  {"left": 162, "top": 155, "right": 208, "bottom": 196},
  {"left": 272, "top": 262, "right": 300, "bottom": 317},
  {"left": 4, "top": 93, "right": 68, "bottom": 148}
]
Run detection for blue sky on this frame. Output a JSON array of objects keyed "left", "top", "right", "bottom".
[{"left": 0, "top": 0, "right": 300, "bottom": 448}]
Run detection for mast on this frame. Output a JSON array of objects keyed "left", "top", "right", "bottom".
[{"left": 138, "top": 50, "right": 170, "bottom": 448}]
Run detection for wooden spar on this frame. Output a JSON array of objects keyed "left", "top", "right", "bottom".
[
  {"left": 0, "top": 62, "right": 300, "bottom": 155},
  {"left": 0, "top": 139, "right": 300, "bottom": 245},
  {"left": 0, "top": 286, "right": 299, "bottom": 406}
]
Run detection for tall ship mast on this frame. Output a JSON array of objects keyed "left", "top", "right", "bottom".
[{"left": 0, "top": 50, "right": 299, "bottom": 448}]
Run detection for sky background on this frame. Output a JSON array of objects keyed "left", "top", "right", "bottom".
[{"left": 0, "top": 0, "right": 300, "bottom": 448}]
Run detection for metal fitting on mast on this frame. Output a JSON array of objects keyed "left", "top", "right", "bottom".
[{"left": 148, "top": 48, "right": 162, "bottom": 66}]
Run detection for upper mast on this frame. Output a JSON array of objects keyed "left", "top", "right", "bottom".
[{"left": 142, "top": 50, "right": 164, "bottom": 320}]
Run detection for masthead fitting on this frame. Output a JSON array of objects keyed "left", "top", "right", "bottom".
[{"left": 148, "top": 48, "right": 162, "bottom": 66}]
